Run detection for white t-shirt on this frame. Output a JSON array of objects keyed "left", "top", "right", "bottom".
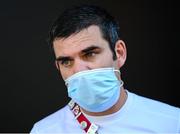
[{"left": 30, "top": 91, "right": 180, "bottom": 134}]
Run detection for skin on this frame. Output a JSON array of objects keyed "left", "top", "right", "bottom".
[{"left": 53, "top": 25, "right": 127, "bottom": 116}]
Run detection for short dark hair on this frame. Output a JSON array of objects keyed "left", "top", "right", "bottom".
[{"left": 48, "top": 5, "right": 121, "bottom": 60}]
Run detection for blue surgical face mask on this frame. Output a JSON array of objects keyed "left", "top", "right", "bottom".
[{"left": 65, "top": 67, "right": 123, "bottom": 112}]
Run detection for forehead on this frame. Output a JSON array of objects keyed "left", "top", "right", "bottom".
[{"left": 53, "top": 25, "right": 108, "bottom": 56}]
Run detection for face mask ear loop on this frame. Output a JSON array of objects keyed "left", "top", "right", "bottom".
[
  {"left": 114, "top": 69, "right": 124, "bottom": 88},
  {"left": 114, "top": 69, "right": 121, "bottom": 80},
  {"left": 114, "top": 69, "right": 120, "bottom": 74}
]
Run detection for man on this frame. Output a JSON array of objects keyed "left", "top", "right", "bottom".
[{"left": 30, "top": 5, "right": 180, "bottom": 133}]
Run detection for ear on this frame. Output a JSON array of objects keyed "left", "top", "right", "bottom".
[
  {"left": 55, "top": 60, "right": 60, "bottom": 70},
  {"left": 115, "top": 40, "right": 127, "bottom": 68}
]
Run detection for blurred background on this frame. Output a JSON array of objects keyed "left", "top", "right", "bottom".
[{"left": 0, "top": 0, "right": 179, "bottom": 132}]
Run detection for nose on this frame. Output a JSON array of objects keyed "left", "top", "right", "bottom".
[{"left": 72, "top": 59, "right": 89, "bottom": 74}]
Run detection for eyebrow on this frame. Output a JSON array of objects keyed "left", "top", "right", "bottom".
[
  {"left": 56, "top": 56, "right": 73, "bottom": 61},
  {"left": 56, "top": 45, "right": 101, "bottom": 61},
  {"left": 81, "top": 45, "right": 101, "bottom": 53}
]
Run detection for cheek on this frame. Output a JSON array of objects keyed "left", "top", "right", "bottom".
[{"left": 94, "top": 55, "right": 114, "bottom": 68}]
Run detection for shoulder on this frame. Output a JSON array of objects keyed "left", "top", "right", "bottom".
[
  {"left": 128, "top": 91, "right": 180, "bottom": 131},
  {"left": 132, "top": 92, "right": 180, "bottom": 116},
  {"left": 37, "top": 105, "right": 69, "bottom": 125},
  {"left": 30, "top": 105, "right": 74, "bottom": 133}
]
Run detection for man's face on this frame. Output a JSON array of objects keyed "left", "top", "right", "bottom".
[{"left": 53, "top": 25, "right": 121, "bottom": 80}]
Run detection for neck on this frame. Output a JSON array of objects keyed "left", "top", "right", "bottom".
[{"left": 80, "top": 88, "right": 127, "bottom": 116}]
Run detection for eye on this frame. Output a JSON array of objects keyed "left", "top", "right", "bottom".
[
  {"left": 84, "top": 52, "right": 96, "bottom": 59},
  {"left": 61, "top": 60, "right": 73, "bottom": 67}
]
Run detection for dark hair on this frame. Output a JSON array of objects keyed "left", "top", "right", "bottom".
[{"left": 48, "top": 5, "right": 121, "bottom": 60}]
